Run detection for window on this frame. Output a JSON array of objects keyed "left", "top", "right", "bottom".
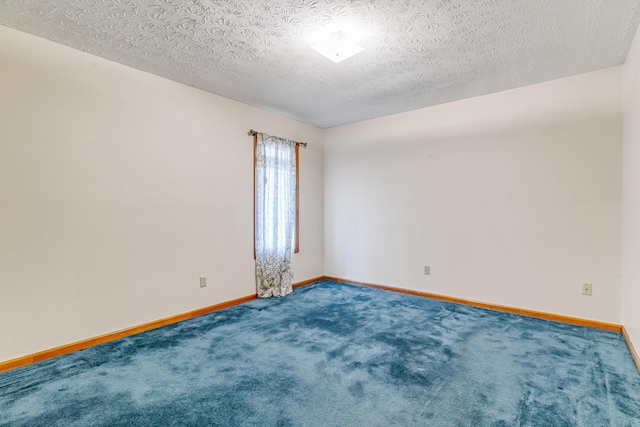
[{"left": 254, "top": 133, "right": 299, "bottom": 258}]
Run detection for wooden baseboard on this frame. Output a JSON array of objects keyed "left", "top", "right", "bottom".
[
  {"left": 324, "top": 276, "right": 623, "bottom": 332},
  {"left": 0, "top": 276, "right": 325, "bottom": 373},
  {"left": 622, "top": 326, "right": 640, "bottom": 373},
  {"left": 292, "top": 276, "right": 325, "bottom": 288},
  {"left": 1, "top": 275, "right": 624, "bottom": 374}
]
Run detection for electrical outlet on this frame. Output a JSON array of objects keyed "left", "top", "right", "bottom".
[
  {"left": 582, "top": 283, "right": 592, "bottom": 296},
  {"left": 424, "top": 265, "right": 430, "bottom": 275},
  {"left": 200, "top": 276, "right": 207, "bottom": 288}
]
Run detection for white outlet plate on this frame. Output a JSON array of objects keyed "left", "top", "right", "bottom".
[
  {"left": 582, "top": 283, "right": 592, "bottom": 296},
  {"left": 200, "top": 276, "right": 207, "bottom": 288},
  {"left": 424, "top": 265, "right": 430, "bottom": 275}
]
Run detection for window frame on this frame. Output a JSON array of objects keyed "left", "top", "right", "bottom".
[{"left": 253, "top": 133, "right": 299, "bottom": 259}]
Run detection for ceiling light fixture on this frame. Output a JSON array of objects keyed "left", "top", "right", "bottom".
[{"left": 311, "top": 31, "right": 364, "bottom": 63}]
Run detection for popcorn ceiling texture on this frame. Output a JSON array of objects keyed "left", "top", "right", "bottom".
[{"left": 1, "top": 0, "right": 639, "bottom": 128}]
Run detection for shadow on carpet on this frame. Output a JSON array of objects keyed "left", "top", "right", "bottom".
[{"left": 1, "top": 280, "right": 640, "bottom": 426}]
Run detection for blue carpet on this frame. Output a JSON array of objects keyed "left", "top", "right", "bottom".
[{"left": 1, "top": 280, "right": 639, "bottom": 426}]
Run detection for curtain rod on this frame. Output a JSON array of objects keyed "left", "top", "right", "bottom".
[{"left": 247, "top": 129, "right": 308, "bottom": 147}]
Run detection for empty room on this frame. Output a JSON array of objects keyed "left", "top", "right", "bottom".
[{"left": 2, "top": 1, "right": 640, "bottom": 426}]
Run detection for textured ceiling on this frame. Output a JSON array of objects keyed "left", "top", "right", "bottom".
[{"left": 1, "top": 0, "right": 640, "bottom": 128}]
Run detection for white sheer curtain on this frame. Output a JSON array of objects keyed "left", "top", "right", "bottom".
[{"left": 255, "top": 132, "right": 297, "bottom": 298}]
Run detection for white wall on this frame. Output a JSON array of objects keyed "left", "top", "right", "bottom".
[
  {"left": 622, "top": 28, "right": 640, "bottom": 350},
  {"left": 325, "top": 67, "right": 623, "bottom": 324},
  {"left": 0, "top": 26, "right": 324, "bottom": 362},
  {"left": 0, "top": 22, "right": 631, "bottom": 363}
]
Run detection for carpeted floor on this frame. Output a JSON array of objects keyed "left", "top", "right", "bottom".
[{"left": 1, "top": 280, "right": 639, "bottom": 426}]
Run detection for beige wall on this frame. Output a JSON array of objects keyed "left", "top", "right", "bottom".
[
  {"left": 324, "top": 67, "right": 623, "bottom": 324},
  {"left": 1, "top": 23, "right": 633, "bottom": 363},
  {"left": 623, "top": 27, "right": 640, "bottom": 352},
  {"left": 0, "top": 26, "right": 324, "bottom": 362}
]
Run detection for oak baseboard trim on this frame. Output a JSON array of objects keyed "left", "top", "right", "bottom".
[
  {"left": 1, "top": 276, "right": 624, "bottom": 373},
  {"left": 622, "top": 326, "right": 640, "bottom": 373},
  {"left": 324, "top": 276, "right": 623, "bottom": 333},
  {"left": 0, "top": 276, "right": 326, "bottom": 373},
  {"left": 292, "top": 276, "right": 325, "bottom": 288}
]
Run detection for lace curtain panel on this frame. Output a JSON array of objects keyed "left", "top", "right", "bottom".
[{"left": 255, "top": 133, "right": 297, "bottom": 298}]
